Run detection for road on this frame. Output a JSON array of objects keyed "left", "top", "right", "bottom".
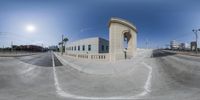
[{"left": 0, "top": 50, "right": 200, "bottom": 100}]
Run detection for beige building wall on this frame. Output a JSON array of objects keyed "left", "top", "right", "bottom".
[{"left": 109, "top": 18, "right": 137, "bottom": 61}]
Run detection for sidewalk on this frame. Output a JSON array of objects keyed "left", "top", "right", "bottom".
[{"left": 54, "top": 49, "right": 153, "bottom": 75}]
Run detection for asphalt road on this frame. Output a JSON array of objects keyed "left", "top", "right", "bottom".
[
  {"left": 17, "top": 52, "right": 62, "bottom": 67},
  {"left": 0, "top": 50, "right": 200, "bottom": 100}
]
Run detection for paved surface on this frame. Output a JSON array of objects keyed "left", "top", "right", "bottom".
[
  {"left": 17, "top": 52, "right": 62, "bottom": 67},
  {"left": 54, "top": 49, "right": 152, "bottom": 75},
  {"left": 0, "top": 50, "right": 200, "bottom": 100}
]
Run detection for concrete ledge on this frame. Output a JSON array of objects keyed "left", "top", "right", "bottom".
[
  {"left": 54, "top": 49, "right": 152, "bottom": 75},
  {"left": 54, "top": 52, "right": 115, "bottom": 75},
  {"left": 0, "top": 53, "right": 38, "bottom": 57}
]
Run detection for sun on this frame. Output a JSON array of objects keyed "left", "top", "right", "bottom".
[{"left": 26, "top": 25, "right": 35, "bottom": 32}]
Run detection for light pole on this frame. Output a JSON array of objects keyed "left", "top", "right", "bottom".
[
  {"left": 192, "top": 29, "right": 200, "bottom": 54},
  {"left": 145, "top": 38, "right": 149, "bottom": 49},
  {"left": 61, "top": 34, "right": 64, "bottom": 55},
  {"left": 11, "top": 41, "right": 13, "bottom": 52}
]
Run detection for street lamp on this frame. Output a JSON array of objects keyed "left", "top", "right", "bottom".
[{"left": 192, "top": 29, "right": 200, "bottom": 54}]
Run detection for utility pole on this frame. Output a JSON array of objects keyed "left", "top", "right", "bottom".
[
  {"left": 2, "top": 45, "right": 4, "bottom": 52},
  {"left": 61, "top": 34, "right": 64, "bottom": 55},
  {"left": 145, "top": 38, "right": 149, "bottom": 49},
  {"left": 42, "top": 43, "right": 43, "bottom": 52},
  {"left": 11, "top": 41, "right": 13, "bottom": 52},
  {"left": 192, "top": 29, "right": 200, "bottom": 54}
]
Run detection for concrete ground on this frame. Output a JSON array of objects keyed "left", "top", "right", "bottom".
[{"left": 0, "top": 50, "right": 200, "bottom": 100}]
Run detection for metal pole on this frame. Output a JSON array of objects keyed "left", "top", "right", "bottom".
[
  {"left": 193, "top": 29, "right": 199, "bottom": 54},
  {"left": 11, "top": 41, "right": 13, "bottom": 52},
  {"left": 3, "top": 45, "right": 4, "bottom": 52},
  {"left": 195, "top": 32, "right": 198, "bottom": 54},
  {"left": 42, "top": 43, "right": 43, "bottom": 52},
  {"left": 145, "top": 38, "right": 148, "bottom": 49},
  {"left": 61, "top": 34, "right": 63, "bottom": 55}
]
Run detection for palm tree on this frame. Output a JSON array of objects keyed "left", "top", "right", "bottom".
[
  {"left": 58, "top": 42, "right": 62, "bottom": 45},
  {"left": 63, "top": 37, "right": 68, "bottom": 46},
  {"left": 63, "top": 37, "right": 68, "bottom": 52},
  {"left": 59, "top": 37, "right": 69, "bottom": 54}
]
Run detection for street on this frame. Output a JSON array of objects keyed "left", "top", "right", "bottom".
[{"left": 0, "top": 50, "right": 200, "bottom": 100}]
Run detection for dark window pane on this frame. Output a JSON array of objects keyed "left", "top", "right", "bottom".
[
  {"left": 88, "top": 45, "right": 91, "bottom": 51},
  {"left": 102, "top": 45, "right": 104, "bottom": 51},
  {"left": 82, "top": 45, "right": 85, "bottom": 51},
  {"left": 78, "top": 46, "right": 80, "bottom": 51}
]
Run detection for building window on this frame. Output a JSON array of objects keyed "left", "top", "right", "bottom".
[
  {"left": 74, "top": 46, "right": 76, "bottom": 51},
  {"left": 72, "top": 47, "right": 73, "bottom": 51},
  {"left": 88, "top": 45, "right": 91, "bottom": 51},
  {"left": 78, "top": 46, "right": 80, "bottom": 51},
  {"left": 106, "top": 46, "right": 109, "bottom": 51},
  {"left": 101, "top": 45, "right": 104, "bottom": 51},
  {"left": 82, "top": 45, "right": 85, "bottom": 51}
]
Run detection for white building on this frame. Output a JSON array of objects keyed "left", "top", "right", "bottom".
[
  {"left": 170, "top": 40, "right": 179, "bottom": 50},
  {"left": 64, "top": 17, "right": 137, "bottom": 61},
  {"left": 179, "top": 43, "right": 190, "bottom": 50},
  {"left": 66, "top": 37, "right": 109, "bottom": 54}
]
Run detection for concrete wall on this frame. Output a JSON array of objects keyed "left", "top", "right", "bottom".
[{"left": 109, "top": 18, "right": 137, "bottom": 61}]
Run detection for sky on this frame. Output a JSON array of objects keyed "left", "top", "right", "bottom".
[{"left": 0, "top": 0, "right": 200, "bottom": 48}]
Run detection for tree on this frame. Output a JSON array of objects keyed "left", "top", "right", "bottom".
[
  {"left": 58, "top": 37, "right": 69, "bottom": 54},
  {"left": 63, "top": 37, "right": 68, "bottom": 46},
  {"left": 58, "top": 42, "right": 62, "bottom": 45},
  {"left": 62, "top": 37, "right": 68, "bottom": 53}
]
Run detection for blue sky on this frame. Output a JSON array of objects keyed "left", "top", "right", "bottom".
[{"left": 0, "top": 0, "right": 200, "bottom": 48}]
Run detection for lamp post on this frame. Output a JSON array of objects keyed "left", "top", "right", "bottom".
[
  {"left": 61, "top": 34, "right": 64, "bottom": 55},
  {"left": 192, "top": 29, "right": 200, "bottom": 54}
]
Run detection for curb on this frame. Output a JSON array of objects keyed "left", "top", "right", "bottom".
[
  {"left": 53, "top": 53, "right": 84, "bottom": 72},
  {"left": 54, "top": 52, "right": 114, "bottom": 75},
  {"left": 0, "top": 53, "right": 37, "bottom": 57}
]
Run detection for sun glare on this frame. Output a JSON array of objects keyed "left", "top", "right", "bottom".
[{"left": 26, "top": 25, "right": 35, "bottom": 32}]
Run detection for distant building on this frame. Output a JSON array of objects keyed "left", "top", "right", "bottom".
[
  {"left": 170, "top": 40, "right": 179, "bottom": 50},
  {"left": 191, "top": 41, "right": 197, "bottom": 51},
  {"left": 179, "top": 43, "right": 190, "bottom": 50},
  {"left": 12, "top": 45, "right": 43, "bottom": 52},
  {"left": 49, "top": 46, "right": 58, "bottom": 51}
]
